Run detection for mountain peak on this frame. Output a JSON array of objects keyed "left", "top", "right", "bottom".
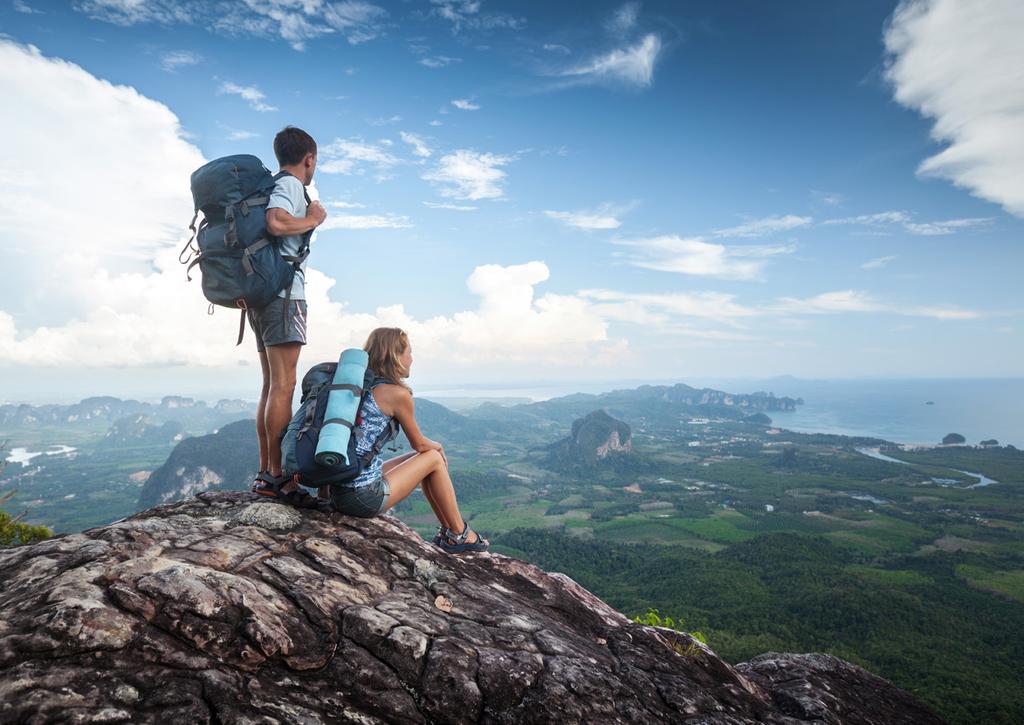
[{"left": 0, "top": 492, "right": 943, "bottom": 723}]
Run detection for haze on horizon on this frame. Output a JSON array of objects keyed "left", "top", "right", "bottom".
[{"left": 0, "top": 0, "right": 1021, "bottom": 402}]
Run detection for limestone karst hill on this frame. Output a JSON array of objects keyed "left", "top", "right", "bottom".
[{"left": 0, "top": 492, "right": 944, "bottom": 724}]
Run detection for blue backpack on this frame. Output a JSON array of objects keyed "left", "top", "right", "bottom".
[
  {"left": 281, "top": 362, "right": 400, "bottom": 488},
  {"left": 179, "top": 154, "right": 311, "bottom": 344}
]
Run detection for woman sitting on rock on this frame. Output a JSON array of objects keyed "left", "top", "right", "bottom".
[{"left": 332, "top": 327, "right": 489, "bottom": 554}]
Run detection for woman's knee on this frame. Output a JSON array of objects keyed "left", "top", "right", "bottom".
[{"left": 419, "top": 449, "right": 443, "bottom": 469}]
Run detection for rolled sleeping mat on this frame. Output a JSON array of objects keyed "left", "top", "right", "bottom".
[{"left": 314, "top": 348, "right": 369, "bottom": 467}]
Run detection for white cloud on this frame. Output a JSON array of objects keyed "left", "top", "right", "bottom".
[
  {"left": 74, "top": 0, "right": 388, "bottom": 51},
  {"left": 428, "top": 0, "right": 525, "bottom": 33},
  {"left": 823, "top": 211, "right": 911, "bottom": 226},
  {"left": 419, "top": 56, "right": 461, "bottom": 68},
  {"left": 451, "top": 98, "right": 480, "bottom": 110},
  {"left": 560, "top": 33, "right": 662, "bottom": 89},
  {"left": 14, "top": 0, "right": 43, "bottom": 14},
  {"left": 580, "top": 289, "right": 759, "bottom": 325},
  {"left": 318, "top": 136, "right": 401, "bottom": 177},
  {"left": 543, "top": 43, "right": 570, "bottom": 54},
  {"left": 544, "top": 208, "right": 621, "bottom": 230},
  {"left": 823, "top": 210, "right": 990, "bottom": 235},
  {"left": 903, "top": 217, "right": 991, "bottom": 235},
  {"left": 428, "top": 119, "right": 443, "bottom": 127},
  {"left": 885, "top": 0, "right": 1024, "bottom": 217},
  {"left": 775, "top": 290, "right": 980, "bottom": 319},
  {"left": 324, "top": 200, "right": 366, "bottom": 209},
  {"left": 423, "top": 149, "right": 512, "bottom": 200},
  {"left": 217, "top": 81, "right": 277, "bottom": 112},
  {"left": 423, "top": 201, "right": 477, "bottom": 211},
  {"left": 811, "top": 190, "right": 845, "bottom": 206},
  {"left": 614, "top": 235, "right": 795, "bottom": 280},
  {"left": 318, "top": 213, "right": 412, "bottom": 230},
  {"left": 400, "top": 131, "right": 432, "bottom": 158},
  {"left": 159, "top": 49, "right": 201, "bottom": 72},
  {"left": 607, "top": 2, "right": 640, "bottom": 34},
  {"left": 861, "top": 255, "right": 897, "bottom": 270},
  {"left": 225, "top": 129, "right": 258, "bottom": 141},
  {"left": 713, "top": 214, "right": 812, "bottom": 238}
]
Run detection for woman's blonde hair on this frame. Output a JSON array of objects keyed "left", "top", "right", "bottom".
[{"left": 364, "top": 327, "right": 411, "bottom": 390}]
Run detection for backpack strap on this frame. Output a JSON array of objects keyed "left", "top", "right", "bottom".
[{"left": 359, "top": 373, "right": 402, "bottom": 467}]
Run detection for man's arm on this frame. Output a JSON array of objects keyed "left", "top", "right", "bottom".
[{"left": 266, "top": 202, "right": 326, "bottom": 236}]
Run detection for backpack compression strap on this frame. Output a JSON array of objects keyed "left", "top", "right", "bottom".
[{"left": 271, "top": 170, "right": 315, "bottom": 330}]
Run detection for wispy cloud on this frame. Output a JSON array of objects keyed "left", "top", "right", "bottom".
[
  {"left": 217, "top": 81, "right": 277, "bottom": 112},
  {"left": 903, "top": 218, "right": 991, "bottom": 235},
  {"left": 581, "top": 289, "right": 759, "bottom": 324},
  {"left": 606, "top": 2, "right": 640, "bottom": 34},
  {"left": 559, "top": 33, "right": 662, "bottom": 89},
  {"left": 423, "top": 201, "right": 477, "bottom": 211},
  {"left": 544, "top": 205, "right": 625, "bottom": 230},
  {"left": 823, "top": 210, "right": 991, "bottom": 235},
  {"left": 319, "top": 212, "right": 412, "bottom": 230},
  {"left": 74, "top": 1, "right": 389, "bottom": 51},
  {"left": 419, "top": 55, "right": 461, "bottom": 68},
  {"left": 423, "top": 149, "right": 513, "bottom": 200},
  {"left": 400, "top": 131, "right": 432, "bottom": 158},
  {"left": 775, "top": 290, "right": 980, "bottom": 319},
  {"left": 543, "top": 43, "right": 571, "bottom": 54},
  {"left": 318, "top": 137, "right": 401, "bottom": 178},
  {"left": 225, "top": 128, "right": 258, "bottom": 141},
  {"left": 428, "top": 0, "right": 525, "bottom": 33},
  {"left": 451, "top": 98, "right": 480, "bottom": 110},
  {"left": 885, "top": 0, "right": 1024, "bottom": 217},
  {"left": 14, "top": 0, "right": 43, "bottom": 14},
  {"left": 159, "top": 49, "right": 201, "bottom": 72},
  {"left": 614, "top": 236, "right": 795, "bottom": 280},
  {"left": 324, "top": 200, "right": 366, "bottom": 209},
  {"left": 713, "top": 214, "right": 812, "bottom": 238},
  {"left": 861, "top": 255, "right": 897, "bottom": 270},
  {"left": 811, "top": 189, "right": 845, "bottom": 206}
]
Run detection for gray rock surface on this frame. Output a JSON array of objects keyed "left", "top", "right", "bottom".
[{"left": 0, "top": 492, "right": 945, "bottom": 724}]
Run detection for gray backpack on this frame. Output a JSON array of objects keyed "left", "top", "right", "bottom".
[{"left": 179, "top": 154, "right": 310, "bottom": 344}]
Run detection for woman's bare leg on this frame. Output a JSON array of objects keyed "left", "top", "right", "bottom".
[
  {"left": 382, "top": 451, "right": 445, "bottom": 522},
  {"left": 382, "top": 450, "right": 481, "bottom": 542}
]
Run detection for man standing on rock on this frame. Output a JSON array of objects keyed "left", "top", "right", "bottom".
[{"left": 251, "top": 126, "right": 327, "bottom": 507}]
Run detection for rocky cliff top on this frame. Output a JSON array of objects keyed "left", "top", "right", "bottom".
[{"left": 0, "top": 492, "right": 944, "bottom": 724}]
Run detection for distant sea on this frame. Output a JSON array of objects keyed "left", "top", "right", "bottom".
[{"left": 423, "top": 378, "right": 1024, "bottom": 449}]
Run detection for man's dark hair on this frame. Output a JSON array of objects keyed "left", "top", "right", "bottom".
[{"left": 273, "top": 126, "right": 317, "bottom": 167}]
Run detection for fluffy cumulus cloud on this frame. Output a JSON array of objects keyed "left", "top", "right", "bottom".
[
  {"left": 885, "top": 0, "right": 1024, "bottom": 217},
  {"left": 0, "top": 41, "right": 620, "bottom": 372},
  {"left": 423, "top": 149, "right": 513, "bottom": 200},
  {"left": 73, "top": 0, "right": 389, "bottom": 51},
  {"left": 614, "top": 236, "right": 795, "bottom": 280}
]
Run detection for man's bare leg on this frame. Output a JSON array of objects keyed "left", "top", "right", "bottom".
[
  {"left": 264, "top": 342, "right": 302, "bottom": 489},
  {"left": 255, "top": 350, "right": 271, "bottom": 474}
]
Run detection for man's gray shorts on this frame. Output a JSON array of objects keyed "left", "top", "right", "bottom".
[{"left": 247, "top": 297, "right": 307, "bottom": 353}]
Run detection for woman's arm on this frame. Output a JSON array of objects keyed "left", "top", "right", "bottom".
[{"left": 384, "top": 387, "right": 447, "bottom": 464}]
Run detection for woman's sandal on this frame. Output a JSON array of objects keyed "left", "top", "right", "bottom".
[
  {"left": 251, "top": 472, "right": 322, "bottom": 510},
  {"left": 437, "top": 521, "right": 489, "bottom": 554}
]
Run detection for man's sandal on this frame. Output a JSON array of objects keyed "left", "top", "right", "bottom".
[
  {"left": 437, "top": 521, "right": 489, "bottom": 554},
  {"left": 252, "top": 473, "right": 322, "bottom": 510}
]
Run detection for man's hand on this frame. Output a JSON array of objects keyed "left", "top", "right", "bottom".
[{"left": 307, "top": 200, "right": 327, "bottom": 228}]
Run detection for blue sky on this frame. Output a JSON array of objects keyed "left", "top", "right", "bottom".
[{"left": 0, "top": 0, "right": 1021, "bottom": 401}]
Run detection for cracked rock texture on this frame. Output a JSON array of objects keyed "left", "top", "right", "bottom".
[{"left": 0, "top": 492, "right": 944, "bottom": 724}]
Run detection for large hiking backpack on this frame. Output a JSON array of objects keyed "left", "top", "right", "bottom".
[
  {"left": 281, "top": 362, "right": 400, "bottom": 488},
  {"left": 179, "top": 154, "right": 311, "bottom": 344}
]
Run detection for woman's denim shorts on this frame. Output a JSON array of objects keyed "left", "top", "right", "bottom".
[{"left": 331, "top": 476, "right": 390, "bottom": 518}]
